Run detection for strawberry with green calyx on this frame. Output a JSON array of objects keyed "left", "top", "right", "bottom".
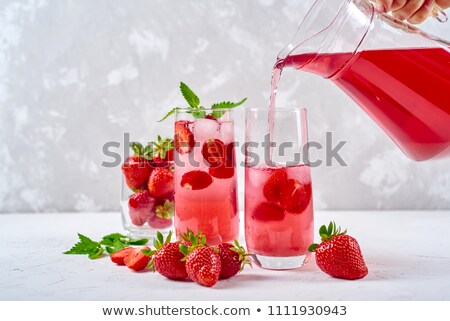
[
  {"left": 122, "top": 142, "right": 153, "bottom": 190},
  {"left": 179, "top": 230, "right": 221, "bottom": 287},
  {"left": 158, "top": 82, "right": 247, "bottom": 122},
  {"left": 215, "top": 240, "right": 252, "bottom": 279},
  {"left": 144, "top": 231, "right": 188, "bottom": 280},
  {"left": 152, "top": 135, "right": 174, "bottom": 163},
  {"left": 147, "top": 200, "right": 174, "bottom": 229},
  {"left": 308, "top": 222, "right": 368, "bottom": 280}
]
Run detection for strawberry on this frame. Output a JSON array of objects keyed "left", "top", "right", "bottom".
[
  {"left": 128, "top": 190, "right": 156, "bottom": 226},
  {"left": 174, "top": 120, "right": 195, "bottom": 154},
  {"left": 215, "top": 241, "right": 251, "bottom": 279},
  {"left": 152, "top": 135, "right": 174, "bottom": 164},
  {"left": 202, "top": 139, "right": 225, "bottom": 166},
  {"left": 252, "top": 202, "right": 284, "bottom": 221},
  {"left": 147, "top": 231, "right": 188, "bottom": 280},
  {"left": 110, "top": 247, "right": 135, "bottom": 265},
  {"left": 263, "top": 168, "right": 288, "bottom": 203},
  {"left": 123, "top": 246, "right": 151, "bottom": 271},
  {"left": 147, "top": 200, "right": 174, "bottom": 229},
  {"left": 208, "top": 163, "right": 235, "bottom": 179},
  {"left": 122, "top": 156, "right": 152, "bottom": 190},
  {"left": 148, "top": 167, "right": 174, "bottom": 198},
  {"left": 279, "top": 179, "right": 308, "bottom": 213},
  {"left": 309, "top": 222, "right": 368, "bottom": 280},
  {"left": 184, "top": 246, "right": 221, "bottom": 287},
  {"left": 181, "top": 170, "right": 213, "bottom": 190}
]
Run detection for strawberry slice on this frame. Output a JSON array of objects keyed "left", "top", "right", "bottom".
[
  {"left": 181, "top": 171, "right": 213, "bottom": 190},
  {"left": 202, "top": 139, "right": 225, "bottom": 167},
  {"left": 124, "top": 246, "right": 151, "bottom": 271},
  {"left": 174, "top": 121, "right": 194, "bottom": 154},
  {"left": 263, "top": 168, "right": 288, "bottom": 203},
  {"left": 252, "top": 202, "right": 285, "bottom": 221},
  {"left": 209, "top": 163, "right": 234, "bottom": 179},
  {"left": 128, "top": 190, "right": 155, "bottom": 226},
  {"left": 110, "top": 247, "right": 135, "bottom": 265},
  {"left": 279, "top": 179, "right": 308, "bottom": 213}
]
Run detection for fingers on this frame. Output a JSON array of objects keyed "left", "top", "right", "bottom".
[
  {"left": 392, "top": 0, "right": 425, "bottom": 20},
  {"left": 435, "top": 0, "right": 450, "bottom": 10},
  {"left": 375, "top": 0, "right": 394, "bottom": 12},
  {"left": 390, "top": 0, "right": 408, "bottom": 11},
  {"left": 407, "top": 0, "right": 434, "bottom": 23}
]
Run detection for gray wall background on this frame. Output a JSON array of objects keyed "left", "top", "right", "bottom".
[{"left": 1, "top": 0, "right": 449, "bottom": 213}]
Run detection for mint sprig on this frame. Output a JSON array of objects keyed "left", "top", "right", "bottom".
[
  {"left": 158, "top": 82, "right": 247, "bottom": 122},
  {"left": 64, "top": 233, "right": 148, "bottom": 259},
  {"left": 63, "top": 233, "right": 104, "bottom": 259}
]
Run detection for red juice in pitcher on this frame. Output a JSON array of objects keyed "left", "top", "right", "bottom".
[{"left": 280, "top": 47, "right": 450, "bottom": 161}]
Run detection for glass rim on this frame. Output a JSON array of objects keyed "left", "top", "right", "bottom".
[
  {"left": 175, "top": 107, "right": 236, "bottom": 113},
  {"left": 245, "top": 107, "right": 307, "bottom": 113}
]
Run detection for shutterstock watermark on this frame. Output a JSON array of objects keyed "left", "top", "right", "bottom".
[{"left": 102, "top": 132, "right": 347, "bottom": 168}]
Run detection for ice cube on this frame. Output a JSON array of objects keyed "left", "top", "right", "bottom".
[{"left": 192, "top": 118, "right": 220, "bottom": 143}]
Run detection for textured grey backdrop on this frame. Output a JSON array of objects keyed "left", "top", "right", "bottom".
[{"left": 1, "top": 0, "right": 449, "bottom": 213}]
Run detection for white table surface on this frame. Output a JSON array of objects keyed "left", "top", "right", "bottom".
[{"left": 1, "top": 211, "right": 449, "bottom": 301}]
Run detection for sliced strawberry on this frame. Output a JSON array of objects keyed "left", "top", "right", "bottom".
[
  {"left": 174, "top": 121, "right": 195, "bottom": 154},
  {"left": 252, "top": 202, "right": 285, "bottom": 221},
  {"left": 181, "top": 171, "right": 213, "bottom": 190},
  {"left": 208, "top": 163, "right": 234, "bottom": 179},
  {"left": 148, "top": 167, "right": 174, "bottom": 198},
  {"left": 124, "top": 246, "right": 151, "bottom": 271},
  {"left": 202, "top": 139, "right": 225, "bottom": 167},
  {"left": 110, "top": 247, "right": 135, "bottom": 265},
  {"left": 128, "top": 190, "right": 155, "bottom": 226},
  {"left": 279, "top": 179, "right": 308, "bottom": 213},
  {"left": 122, "top": 156, "right": 152, "bottom": 190},
  {"left": 263, "top": 168, "right": 288, "bottom": 203},
  {"left": 205, "top": 115, "right": 217, "bottom": 120}
]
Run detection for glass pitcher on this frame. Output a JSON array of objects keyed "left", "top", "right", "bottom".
[{"left": 277, "top": 0, "right": 450, "bottom": 161}]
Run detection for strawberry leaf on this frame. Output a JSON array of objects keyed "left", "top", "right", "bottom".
[
  {"left": 308, "top": 244, "right": 318, "bottom": 252},
  {"left": 180, "top": 82, "right": 200, "bottom": 108}
]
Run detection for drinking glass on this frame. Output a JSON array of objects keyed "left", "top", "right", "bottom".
[
  {"left": 173, "top": 109, "right": 239, "bottom": 245},
  {"left": 245, "top": 108, "right": 314, "bottom": 269}
]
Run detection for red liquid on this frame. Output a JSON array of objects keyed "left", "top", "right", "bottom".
[{"left": 280, "top": 47, "right": 450, "bottom": 161}]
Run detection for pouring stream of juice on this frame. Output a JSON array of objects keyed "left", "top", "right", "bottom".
[{"left": 269, "top": 46, "right": 450, "bottom": 161}]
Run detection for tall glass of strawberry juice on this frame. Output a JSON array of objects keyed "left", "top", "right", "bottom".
[
  {"left": 245, "top": 108, "right": 313, "bottom": 269},
  {"left": 174, "top": 109, "right": 239, "bottom": 245}
]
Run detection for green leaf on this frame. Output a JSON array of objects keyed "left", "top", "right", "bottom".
[
  {"left": 210, "top": 98, "right": 247, "bottom": 119},
  {"left": 180, "top": 82, "right": 200, "bottom": 108},
  {"left": 327, "top": 221, "right": 334, "bottom": 235},
  {"left": 129, "top": 238, "right": 148, "bottom": 246},
  {"left": 319, "top": 225, "right": 328, "bottom": 236},
  {"left": 191, "top": 106, "right": 206, "bottom": 119},
  {"left": 141, "top": 249, "right": 153, "bottom": 256},
  {"left": 158, "top": 107, "right": 181, "bottom": 122},
  {"left": 308, "top": 244, "right": 318, "bottom": 252},
  {"left": 130, "top": 142, "right": 143, "bottom": 156},
  {"left": 64, "top": 233, "right": 103, "bottom": 260}
]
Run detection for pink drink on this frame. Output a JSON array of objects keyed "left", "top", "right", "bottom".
[
  {"left": 245, "top": 164, "right": 313, "bottom": 257},
  {"left": 174, "top": 116, "right": 239, "bottom": 245}
]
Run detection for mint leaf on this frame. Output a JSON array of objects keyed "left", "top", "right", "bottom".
[
  {"left": 129, "top": 238, "right": 148, "bottom": 246},
  {"left": 64, "top": 233, "right": 104, "bottom": 259},
  {"left": 180, "top": 82, "right": 200, "bottom": 108},
  {"left": 191, "top": 106, "right": 206, "bottom": 119},
  {"left": 210, "top": 98, "right": 247, "bottom": 119},
  {"left": 158, "top": 107, "right": 181, "bottom": 122}
]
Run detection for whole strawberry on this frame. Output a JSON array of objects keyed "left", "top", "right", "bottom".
[
  {"left": 215, "top": 240, "right": 252, "bottom": 279},
  {"left": 148, "top": 167, "right": 174, "bottom": 197},
  {"left": 122, "top": 142, "right": 152, "bottom": 190},
  {"left": 309, "top": 222, "right": 368, "bottom": 280},
  {"left": 180, "top": 233, "right": 221, "bottom": 287},
  {"left": 128, "top": 190, "right": 155, "bottom": 226},
  {"left": 146, "top": 231, "right": 187, "bottom": 280}
]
